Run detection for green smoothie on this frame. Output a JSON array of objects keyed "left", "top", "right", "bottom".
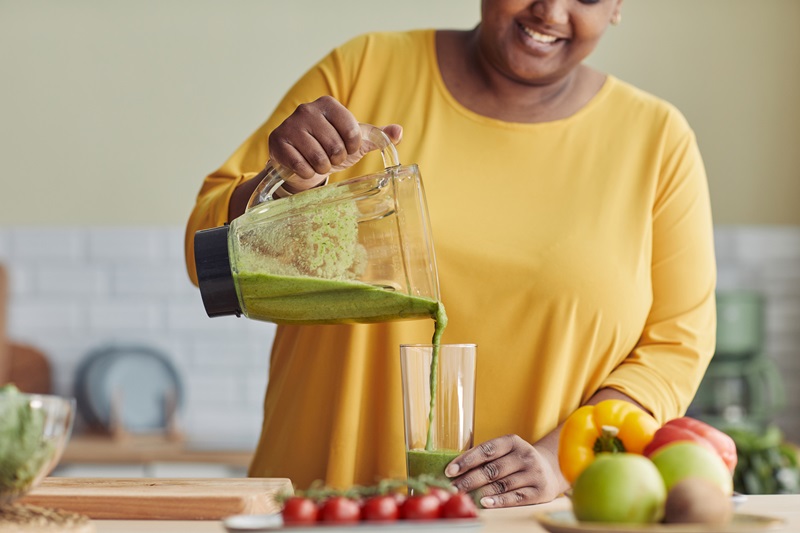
[
  {"left": 234, "top": 271, "right": 441, "bottom": 325},
  {"left": 425, "top": 305, "right": 447, "bottom": 450},
  {"left": 407, "top": 448, "right": 460, "bottom": 479},
  {"left": 234, "top": 181, "right": 458, "bottom": 473},
  {"left": 234, "top": 265, "right": 453, "bottom": 477}
]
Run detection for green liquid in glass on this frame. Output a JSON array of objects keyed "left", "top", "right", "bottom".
[{"left": 407, "top": 449, "right": 460, "bottom": 479}]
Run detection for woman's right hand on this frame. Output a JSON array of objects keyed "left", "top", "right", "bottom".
[{"left": 268, "top": 96, "right": 402, "bottom": 193}]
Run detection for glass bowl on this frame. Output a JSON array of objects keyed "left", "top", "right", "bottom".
[{"left": 0, "top": 385, "right": 75, "bottom": 504}]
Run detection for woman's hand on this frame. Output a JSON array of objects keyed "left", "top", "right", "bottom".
[
  {"left": 445, "top": 434, "right": 568, "bottom": 508},
  {"left": 268, "top": 95, "right": 402, "bottom": 193}
]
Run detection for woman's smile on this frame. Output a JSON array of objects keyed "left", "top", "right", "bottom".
[{"left": 517, "top": 21, "right": 563, "bottom": 46}]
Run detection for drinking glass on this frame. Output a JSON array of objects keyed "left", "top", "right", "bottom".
[{"left": 400, "top": 344, "right": 476, "bottom": 480}]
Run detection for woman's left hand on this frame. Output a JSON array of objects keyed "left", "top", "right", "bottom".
[{"left": 445, "top": 434, "right": 568, "bottom": 508}]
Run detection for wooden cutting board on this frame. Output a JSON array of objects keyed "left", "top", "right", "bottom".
[{"left": 19, "top": 477, "right": 293, "bottom": 520}]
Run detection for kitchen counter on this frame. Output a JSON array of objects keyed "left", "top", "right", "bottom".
[
  {"left": 89, "top": 494, "right": 798, "bottom": 532},
  {"left": 61, "top": 435, "right": 253, "bottom": 468}
]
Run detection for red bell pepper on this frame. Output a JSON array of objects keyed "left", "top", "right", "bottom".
[{"left": 644, "top": 417, "right": 738, "bottom": 473}]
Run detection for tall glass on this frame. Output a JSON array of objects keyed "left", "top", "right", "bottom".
[{"left": 400, "top": 344, "right": 476, "bottom": 480}]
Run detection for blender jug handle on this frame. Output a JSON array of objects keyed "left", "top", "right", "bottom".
[{"left": 246, "top": 123, "right": 400, "bottom": 210}]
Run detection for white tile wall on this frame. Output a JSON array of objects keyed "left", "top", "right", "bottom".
[
  {"left": 0, "top": 226, "right": 276, "bottom": 451},
  {"left": 714, "top": 226, "right": 800, "bottom": 442},
  {"left": 1, "top": 225, "right": 799, "bottom": 450}
]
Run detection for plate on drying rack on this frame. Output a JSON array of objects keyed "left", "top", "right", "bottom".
[{"left": 74, "top": 345, "right": 182, "bottom": 433}]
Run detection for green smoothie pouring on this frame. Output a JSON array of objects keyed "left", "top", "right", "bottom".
[
  {"left": 406, "top": 303, "right": 462, "bottom": 480},
  {"left": 192, "top": 124, "right": 458, "bottom": 479}
]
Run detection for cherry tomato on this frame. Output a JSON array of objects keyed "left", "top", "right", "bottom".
[
  {"left": 401, "top": 494, "right": 442, "bottom": 520},
  {"left": 391, "top": 491, "right": 407, "bottom": 507},
  {"left": 427, "top": 486, "right": 454, "bottom": 504},
  {"left": 319, "top": 496, "right": 361, "bottom": 524},
  {"left": 281, "top": 496, "right": 319, "bottom": 525},
  {"left": 361, "top": 495, "right": 400, "bottom": 522},
  {"left": 442, "top": 493, "right": 479, "bottom": 519},
  {"left": 442, "top": 492, "right": 478, "bottom": 518}
]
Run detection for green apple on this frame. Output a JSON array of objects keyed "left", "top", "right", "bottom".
[
  {"left": 649, "top": 441, "right": 733, "bottom": 495},
  {"left": 571, "top": 453, "right": 666, "bottom": 524}
]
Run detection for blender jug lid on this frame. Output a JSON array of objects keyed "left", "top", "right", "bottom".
[{"left": 194, "top": 225, "right": 242, "bottom": 317}]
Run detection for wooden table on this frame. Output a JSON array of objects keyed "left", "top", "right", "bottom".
[{"left": 89, "top": 494, "right": 798, "bottom": 532}]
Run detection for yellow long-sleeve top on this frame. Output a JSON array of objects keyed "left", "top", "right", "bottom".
[{"left": 185, "top": 30, "right": 716, "bottom": 489}]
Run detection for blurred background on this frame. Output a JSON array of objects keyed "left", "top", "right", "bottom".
[{"left": 0, "top": 0, "right": 798, "bottom": 487}]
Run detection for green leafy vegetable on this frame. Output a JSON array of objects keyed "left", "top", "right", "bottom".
[
  {"left": 0, "top": 384, "right": 54, "bottom": 499},
  {"left": 725, "top": 425, "right": 800, "bottom": 495}
]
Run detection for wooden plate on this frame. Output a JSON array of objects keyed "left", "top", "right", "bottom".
[{"left": 535, "top": 510, "right": 785, "bottom": 533}]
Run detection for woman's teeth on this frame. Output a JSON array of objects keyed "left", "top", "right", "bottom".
[{"left": 521, "top": 25, "right": 558, "bottom": 44}]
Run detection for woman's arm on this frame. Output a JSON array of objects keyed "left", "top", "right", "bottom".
[
  {"left": 446, "top": 387, "right": 647, "bottom": 508},
  {"left": 600, "top": 121, "right": 716, "bottom": 424}
]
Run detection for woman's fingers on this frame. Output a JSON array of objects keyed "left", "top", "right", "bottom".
[
  {"left": 446, "top": 435, "right": 516, "bottom": 478},
  {"left": 444, "top": 435, "right": 516, "bottom": 479},
  {"left": 447, "top": 435, "right": 564, "bottom": 508},
  {"left": 317, "top": 96, "right": 362, "bottom": 155},
  {"left": 381, "top": 124, "right": 403, "bottom": 145},
  {"left": 269, "top": 96, "right": 361, "bottom": 179},
  {"left": 455, "top": 454, "right": 553, "bottom": 508},
  {"left": 474, "top": 470, "right": 532, "bottom": 498},
  {"left": 480, "top": 486, "right": 544, "bottom": 508},
  {"left": 288, "top": 130, "right": 335, "bottom": 178},
  {"left": 453, "top": 436, "right": 524, "bottom": 494},
  {"left": 267, "top": 96, "right": 404, "bottom": 192}
]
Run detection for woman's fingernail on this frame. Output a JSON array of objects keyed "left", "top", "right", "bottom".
[
  {"left": 480, "top": 497, "right": 494, "bottom": 508},
  {"left": 445, "top": 464, "right": 459, "bottom": 477}
]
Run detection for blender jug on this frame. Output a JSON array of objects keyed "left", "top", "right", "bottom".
[{"left": 193, "top": 124, "right": 441, "bottom": 325}]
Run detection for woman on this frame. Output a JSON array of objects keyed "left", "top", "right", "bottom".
[{"left": 185, "top": 0, "right": 716, "bottom": 507}]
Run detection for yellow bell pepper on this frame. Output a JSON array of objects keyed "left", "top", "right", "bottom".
[{"left": 558, "top": 399, "right": 659, "bottom": 485}]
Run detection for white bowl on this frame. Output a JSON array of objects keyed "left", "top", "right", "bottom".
[{"left": 0, "top": 387, "right": 75, "bottom": 504}]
